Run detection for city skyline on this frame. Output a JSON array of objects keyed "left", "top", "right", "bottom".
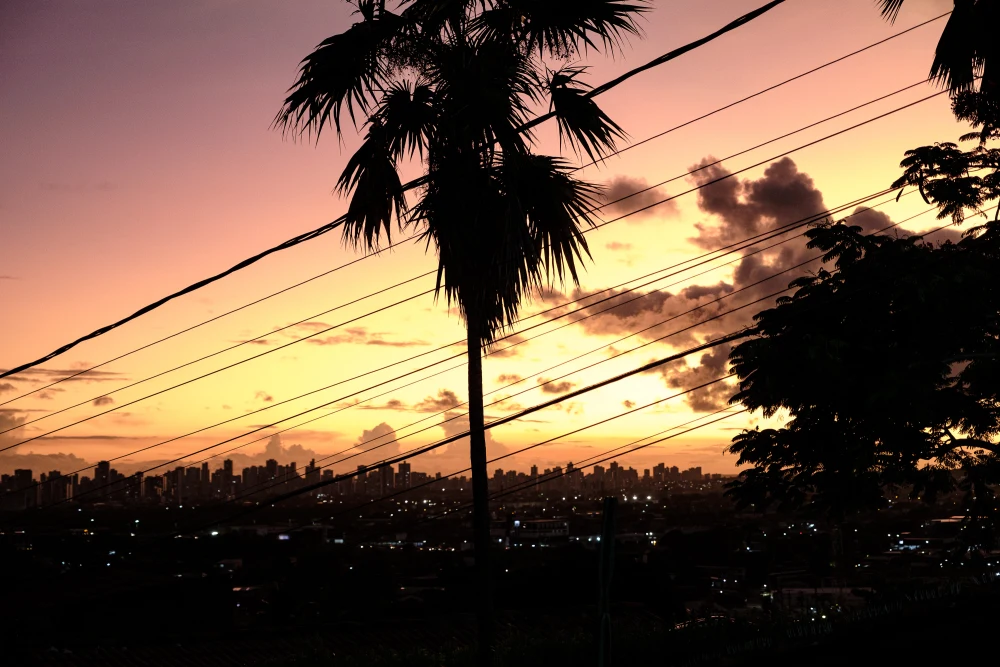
[{"left": 2, "top": 443, "right": 723, "bottom": 511}]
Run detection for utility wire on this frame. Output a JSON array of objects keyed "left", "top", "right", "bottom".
[
  {"left": 5, "top": 271, "right": 434, "bottom": 431},
  {"left": 7, "top": 180, "right": 893, "bottom": 508},
  {"left": 177, "top": 398, "right": 747, "bottom": 538},
  {"left": 4, "top": 84, "right": 946, "bottom": 447},
  {"left": 320, "top": 400, "right": 743, "bottom": 534},
  {"left": 153, "top": 202, "right": 955, "bottom": 515},
  {"left": 572, "top": 11, "right": 951, "bottom": 171},
  {"left": 2, "top": 14, "right": 944, "bottom": 401},
  {"left": 21, "top": 189, "right": 921, "bottom": 507},
  {"left": 26, "top": 199, "right": 963, "bottom": 514},
  {"left": 0, "top": 1, "right": 791, "bottom": 382},
  {"left": 405, "top": 408, "right": 745, "bottom": 531},
  {"left": 4, "top": 70, "right": 923, "bottom": 416},
  {"left": 0, "top": 71, "right": 939, "bottom": 441}
]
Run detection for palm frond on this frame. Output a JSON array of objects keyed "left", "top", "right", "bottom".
[
  {"left": 875, "top": 0, "right": 905, "bottom": 23},
  {"left": 547, "top": 66, "right": 627, "bottom": 165},
  {"left": 335, "top": 121, "right": 407, "bottom": 250},
  {"left": 371, "top": 80, "right": 437, "bottom": 159},
  {"left": 273, "top": 11, "right": 404, "bottom": 140},
  {"left": 499, "top": 152, "right": 602, "bottom": 286},
  {"left": 492, "top": 0, "right": 648, "bottom": 57},
  {"left": 425, "top": 38, "right": 538, "bottom": 154},
  {"left": 928, "top": 4, "right": 980, "bottom": 94},
  {"left": 409, "top": 151, "right": 600, "bottom": 341}
]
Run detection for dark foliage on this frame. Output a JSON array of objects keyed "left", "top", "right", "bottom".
[{"left": 726, "top": 218, "right": 1000, "bottom": 519}]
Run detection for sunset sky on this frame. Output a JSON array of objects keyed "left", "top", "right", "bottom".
[{"left": 0, "top": 0, "right": 966, "bottom": 481}]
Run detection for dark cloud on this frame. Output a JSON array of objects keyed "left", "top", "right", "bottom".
[
  {"left": 255, "top": 391, "right": 274, "bottom": 403},
  {"left": 496, "top": 373, "right": 522, "bottom": 384},
  {"left": 600, "top": 176, "right": 679, "bottom": 220},
  {"left": 305, "top": 326, "right": 428, "bottom": 348},
  {"left": 849, "top": 206, "right": 965, "bottom": 245},
  {"left": 690, "top": 157, "right": 825, "bottom": 248},
  {"left": 537, "top": 378, "right": 576, "bottom": 395},
  {"left": 0, "top": 276, "right": 16, "bottom": 280},
  {"left": 680, "top": 281, "right": 734, "bottom": 301},
  {"left": 413, "top": 389, "right": 462, "bottom": 413},
  {"left": 659, "top": 344, "right": 736, "bottom": 412},
  {"left": 605, "top": 242, "right": 633, "bottom": 252},
  {"left": 0, "top": 383, "right": 17, "bottom": 394},
  {"left": 92, "top": 396, "right": 114, "bottom": 407}
]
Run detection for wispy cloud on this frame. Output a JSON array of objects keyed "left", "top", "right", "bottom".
[
  {"left": 2, "top": 367, "right": 126, "bottom": 383},
  {"left": 304, "top": 326, "right": 429, "bottom": 348},
  {"left": 537, "top": 378, "right": 576, "bottom": 395}
]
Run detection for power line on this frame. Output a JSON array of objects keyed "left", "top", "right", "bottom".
[
  {"left": 179, "top": 400, "right": 747, "bottom": 539},
  {"left": 0, "top": 1, "right": 790, "bottom": 382},
  {"left": 572, "top": 12, "right": 951, "bottom": 171},
  {"left": 0, "top": 288, "right": 437, "bottom": 452},
  {"left": 251, "top": 407, "right": 747, "bottom": 545},
  {"left": 16, "top": 71, "right": 964, "bottom": 504},
  {"left": 0, "top": 250, "right": 423, "bottom": 407},
  {"left": 5, "top": 80, "right": 945, "bottom": 448},
  {"left": 2, "top": 17, "right": 944, "bottom": 402},
  {"left": 23, "top": 189, "right": 921, "bottom": 507},
  {"left": 205, "top": 289, "right": 784, "bottom": 507},
  {"left": 0, "top": 71, "right": 942, "bottom": 446},
  {"left": 139, "top": 201, "right": 950, "bottom": 512},
  {"left": 26, "top": 199, "right": 962, "bottom": 515},
  {"left": 410, "top": 409, "right": 745, "bottom": 530},
  {"left": 4, "top": 271, "right": 436, "bottom": 432},
  {"left": 43, "top": 264, "right": 782, "bottom": 509}
]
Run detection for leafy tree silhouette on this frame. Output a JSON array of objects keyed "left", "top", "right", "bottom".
[
  {"left": 726, "top": 30, "right": 1000, "bottom": 527},
  {"left": 273, "top": 1, "right": 647, "bottom": 660},
  {"left": 727, "top": 220, "right": 999, "bottom": 517}
]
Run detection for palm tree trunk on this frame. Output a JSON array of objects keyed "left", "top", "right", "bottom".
[{"left": 467, "top": 313, "right": 495, "bottom": 665}]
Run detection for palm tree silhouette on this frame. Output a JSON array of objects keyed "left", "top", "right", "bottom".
[
  {"left": 274, "top": 1, "right": 647, "bottom": 660},
  {"left": 877, "top": 0, "right": 1000, "bottom": 97}
]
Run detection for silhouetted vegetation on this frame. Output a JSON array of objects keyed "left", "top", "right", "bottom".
[{"left": 726, "top": 76, "right": 1000, "bottom": 546}]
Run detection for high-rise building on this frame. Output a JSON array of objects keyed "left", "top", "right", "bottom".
[
  {"left": 380, "top": 464, "right": 394, "bottom": 494},
  {"left": 94, "top": 461, "right": 111, "bottom": 496},
  {"left": 396, "top": 461, "right": 411, "bottom": 489}
]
